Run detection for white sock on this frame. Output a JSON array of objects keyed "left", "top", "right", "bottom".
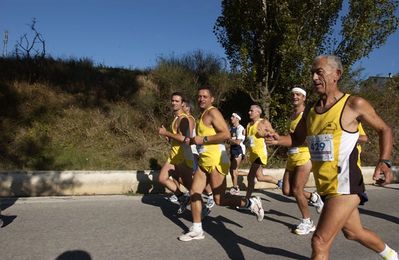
[
  {"left": 379, "top": 244, "right": 398, "bottom": 260},
  {"left": 192, "top": 222, "right": 202, "bottom": 232}
]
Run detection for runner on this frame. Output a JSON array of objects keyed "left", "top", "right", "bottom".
[
  {"left": 245, "top": 104, "right": 282, "bottom": 199},
  {"left": 281, "top": 86, "right": 323, "bottom": 236},
  {"left": 258, "top": 55, "right": 397, "bottom": 259},
  {"left": 178, "top": 86, "right": 264, "bottom": 242},
  {"left": 158, "top": 92, "right": 193, "bottom": 214},
  {"left": 228, "top": 112, "right": 246, "bottom": 195}
]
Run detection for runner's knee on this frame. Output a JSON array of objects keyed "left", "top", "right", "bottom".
[{"left": 342, "top": 228, "right": 359, "bottom": 241}]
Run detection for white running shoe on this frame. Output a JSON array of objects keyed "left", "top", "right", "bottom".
[
  {"left": 294, "top": 218, "right": 316, "bottom": 235},
  {"left": 310, "top": 192, "right": 324, "bottom": 214},
  {"left": 206, "top": 195, "right": 215, "bottom": 209},
  {"left": 230, "top": 187, "right": 240, "bottom": 195},
  {"left": 168, "top": 195, "right": 178, "bottom": 203},
  {"left": 178, "top": 227, "right": 205, "bottom": 242},
  {"left": 177, "top": 194, "right": 190, "bottom": 215},
  {"left": 249, "top": 196, "right": 264, "bottom": 221}
]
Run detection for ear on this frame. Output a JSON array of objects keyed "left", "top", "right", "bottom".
[
  {"left": 336, "top": 69, "right": 342, "bottom": 80},
  {"left": 211, "top": 96, "right": 215, "bottom": 103}
]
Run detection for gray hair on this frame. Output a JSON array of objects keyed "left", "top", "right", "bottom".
[{"left": 314, "top": 55, "right": 343, "bottom": 74}]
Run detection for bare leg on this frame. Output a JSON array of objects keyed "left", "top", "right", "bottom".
[
  {"left": 292, "top": 161, "right": 312, "bottom": 219},
  {"left": 342, "top": 206, "right": 386, "bottom": 253},
  {"left": 189, "top": 167, "right": 207, "bottom": 223},
  {"left": 245, "top": 163, "right": 261, "bottom": 199},
  {"left": 311, "top": 194, "right": 377, "bottom": 259},
  {"left": 158, "top": 162, "right": 183, "bottom": 195},
  {"left": 229, "top": 156, "right": 242, "bottom": 188}
]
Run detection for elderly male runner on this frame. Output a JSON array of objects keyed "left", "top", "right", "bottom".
[
  {"left": 158, "top": 92, "right": 193, "bottom": 214},
  {"left": 245, "top": 104, "right": 282, "bottom": 199},
  {"left": 178, "top": 86, "right": 264, "bottom": 242},
  {"left": 281, "top": 86, "right": 323, "bottom": 235},
  {"left": 258, "top": 55, "right": 397, "bottom": 259}
]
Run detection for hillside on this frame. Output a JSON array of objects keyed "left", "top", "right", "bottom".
[{"left": 0, "top": 57, "right": 397, "bottom": 170}]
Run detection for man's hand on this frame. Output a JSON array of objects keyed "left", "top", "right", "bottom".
[
  {"left": 158, "top": 125, "right": 167, "bottom": 136},
  {"left": 192, "top": 135, "right": 204, "bottom": 145},
  {"left": 373, "top": 162, "right": 394, "bottom": 186}
]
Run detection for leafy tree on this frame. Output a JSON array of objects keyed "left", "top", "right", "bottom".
[{"left": 214, "top": 0, "right": 398, "bottom": 121}]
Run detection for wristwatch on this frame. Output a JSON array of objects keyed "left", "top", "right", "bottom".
[
  {"left": 203, "top": 136, "right": 209, "bottom": 143},
  {"left": 379, "top": 159, "right": 392, "bottom": 168}
]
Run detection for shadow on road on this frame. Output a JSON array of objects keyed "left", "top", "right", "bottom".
[
  {"left": 0, "top": 197, "right": 18, "bottom": 228},
  {"left": 359, "top": 207, "right": 399, "bottom": 224},
  {"left": 203, "top": 215, "right": 308, "bottom": 259},
  {"left": 141, "top": 194, "right": 191, "bottom": 232},
  {"left": 142, "top": 194, "right": 308, "bottom": 259},
  {"left": 55, "top": 250, "right": 92, "bottom": 260}
]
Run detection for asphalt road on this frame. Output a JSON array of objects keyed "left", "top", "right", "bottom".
[{"left": 1, "top": 184, "right": 398, "bottom": 260}]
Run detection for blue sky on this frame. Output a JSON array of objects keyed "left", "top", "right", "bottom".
[{"left": 1, "top": 0, "right": 398, "bottom": 78}]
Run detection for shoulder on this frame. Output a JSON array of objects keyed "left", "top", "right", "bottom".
[{"left": 346, "top": 95, "right": 371, "bottom": 110}]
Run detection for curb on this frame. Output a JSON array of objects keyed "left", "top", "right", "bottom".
[{"left": 0, "top": 167, "right": 398, "bottom": 197}]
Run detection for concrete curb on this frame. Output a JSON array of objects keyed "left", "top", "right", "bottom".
[{"left": 0, "top": 167, "right": 398, "bottom": 197}]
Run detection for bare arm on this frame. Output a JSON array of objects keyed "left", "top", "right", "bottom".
[
  {"left": 193, "top": 108, "right": 230, "bottom": 145},
  {"left": 350, "top": 97, "right": 393, "bottom": 185},
  {"left": 158, "top": 117, "right": 190, "bottom": 143}
]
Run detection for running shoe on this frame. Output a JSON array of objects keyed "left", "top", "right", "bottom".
[
  {"left": 178, "top": 227, "right": 205, "bottom": 242},
  {"left": 230, "top": 187, "right": 240, "bottom": 195},
  {"left": 201, "top": 204, "right": 211, "bottom": 219},
  {"left": 310, "top": 192, "right": 324, "bottom": 214},
  {"left": 167, "top": 194, "right": 178, "bottom": 203},
  {"left": 249, "top": 196, "right": 264, "bottom": 221},
  {"left": 294, "top": 218, "right": 316, "bottom": 235},
  {"left": 177, "top": 193, "right": 190, "bottom": 215},
  {"left": 206, "top": 195, "right": 215, "bottom": 209},
  {"left": 277, "top": 179, "right": 283, "bottom": 189}
]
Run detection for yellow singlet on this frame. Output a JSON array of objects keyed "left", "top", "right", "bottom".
[
  {"left": 196, "top": 106, "right": 229, "bottom": 175},
  {"left": 306, "top": 94, "right": 364, "bottom": 198},
  {"left": 167, "top": 113, "right": 194, "bottom": 168},
  {"left": 286, "top": 112, "right": 311, "bottom": 171},
  {"left": 246, "top": 119, "right": 268, "bottom": 165}
]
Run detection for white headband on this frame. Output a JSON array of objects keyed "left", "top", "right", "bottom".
[
  {"left": 232, "top": 113, "right": 241, "bottom": 121},
  {"left": 292, "top": 87, "right": 306, "bottom": 97}
]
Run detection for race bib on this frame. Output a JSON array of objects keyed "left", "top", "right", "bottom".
[
  {"left": 307, "top": 134, "right": 334, "bottom": 161},
  {"left": 287, "top": 147, "right": 299, "bottom": 154}
]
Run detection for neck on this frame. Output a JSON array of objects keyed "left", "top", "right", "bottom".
[
  {"left": 320, "top": 90, "right": 343, "bottom": 108},
  {"left": 174, "top": 109, "right": 183, "bottom": 117},
  {"left": 293, "top": 104, "right": 305, "bottom": 114}
]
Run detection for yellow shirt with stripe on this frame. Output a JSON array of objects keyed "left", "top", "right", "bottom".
[
  {"left": 167, "top": 113, "right": 194, "bottom": 168},
  {"left": 246, "top": 119, "right": 268, "bottom": 165},
  {"left": 196, "top": 106, "right": 229, "bottom": 175},
  {"left": 306, "top": 94, "right": 364, "bottom": 197},
  {"left": 286, "top": 112, "right": 310, "bottom": 171}
]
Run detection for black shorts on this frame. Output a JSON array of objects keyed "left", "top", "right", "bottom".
[{"left": 230, "top": 145, "right": 244, "bottom": 160}]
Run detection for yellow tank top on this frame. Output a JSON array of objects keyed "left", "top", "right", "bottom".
[
  {"left": 196, "top": 106, "right": 229, "bottom": 173},
  {"left": 287, "top": 112, "right": 310, "bottom": 155},
  {"left": 168, "top": 113, "right": 194, "bottom": 167},
  {"left": 306, "top": 93, "right": 363, "bottom": 196},
  {"left": 246, "top": 119, "right": 268, "bottom": 164}
]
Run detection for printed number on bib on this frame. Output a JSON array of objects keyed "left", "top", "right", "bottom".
[{"left": 307, "top": 134, "right": 333, "bottom": 161}]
